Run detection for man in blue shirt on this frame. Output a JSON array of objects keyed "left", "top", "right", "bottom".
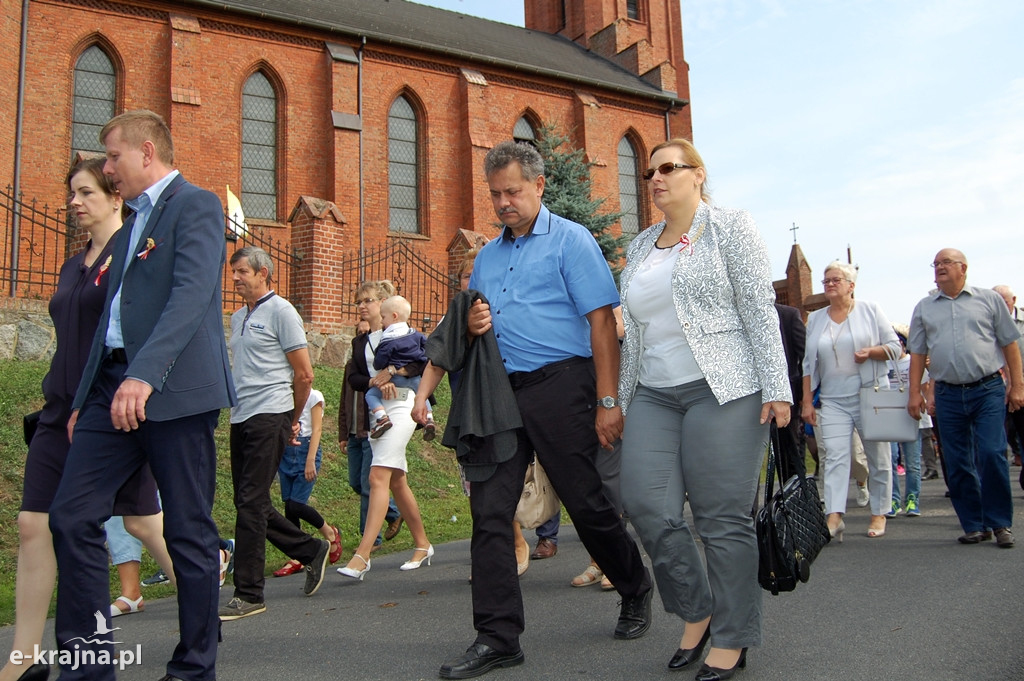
[{"left": 438, "top": 141, "right": 653, "bottom": 680}]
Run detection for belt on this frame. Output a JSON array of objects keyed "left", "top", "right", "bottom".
[
  {"left": 106, "top": 347, "right": 128, "bottom": 364},
  {"left": 938, "top": 371, "right": 1001, "bottom": 389},
  {"left": 507, "top": 356, "right": 589, "bottom": 391}
]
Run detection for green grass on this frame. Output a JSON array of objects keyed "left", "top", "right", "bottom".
[{"left": 0, "top": 359, "right": 471, "bottom": 626}]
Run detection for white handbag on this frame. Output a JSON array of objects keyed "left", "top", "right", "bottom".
[
  {"left": 515, "top": 457, "right": 560, "bottom": 530},
  {"left": 859, "top": 345, "right": 919, "bottom": 442}
]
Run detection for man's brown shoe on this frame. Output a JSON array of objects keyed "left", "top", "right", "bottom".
[
  {"left": 530, "top": 537, "right": 557, "bottom": 560},
  {"left": 994, "top": 527, "right": 1015, "bottom": 548},
  {"left": 385, "top": 515, "right": 404, "bottom": 541}
]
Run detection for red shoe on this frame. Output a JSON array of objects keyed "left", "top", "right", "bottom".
[
  {"left": 328, "top": 525, "right": 343, "bottom": 564},
  {"left": 273, "top": 560, "right": 303, "bottom": 577}
]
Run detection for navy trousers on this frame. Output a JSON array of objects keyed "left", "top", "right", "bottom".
[{"left": 50, "top": 359, "right": 222, "bottom": 681}]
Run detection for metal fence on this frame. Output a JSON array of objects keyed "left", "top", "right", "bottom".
[
  {"left": 337, "top": 239, "right": 454, "bottom": 332},
  {"left": 0, "top": 184, "right": 80, "bottom": 299},
  {"left": 1, "top": 186, "right": 299, "bottom": 315}
]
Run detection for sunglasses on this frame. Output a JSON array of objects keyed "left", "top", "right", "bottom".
[{"left": 642, "top": 162, "right": 694, "bottom": 181}]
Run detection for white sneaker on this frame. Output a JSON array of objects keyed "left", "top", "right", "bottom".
[{"left": 856, "top": 484, "right": 869, "bottom": 507}]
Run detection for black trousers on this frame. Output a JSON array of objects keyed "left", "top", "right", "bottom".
[
  {"left": 468, "top": 357, "right": 651, "bottom": 653},
  {"left": 50, "top": 359, "right": 221, "bottom": 681},
  {"left": 230, "top": 412, "right": 322, "bottom": 603}
]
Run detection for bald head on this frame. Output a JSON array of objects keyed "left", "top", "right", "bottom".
[
  {"left": 932, "top": 248, "right": 968, "bottom": 296},
  {"left": 994, "top": 285, "right": 1016, "bottom": 312}
]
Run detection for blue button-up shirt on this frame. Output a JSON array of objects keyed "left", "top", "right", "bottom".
[
  {"left": 468, "top": 204, "right": 619, "bottom": 373},
  {"left": 105, "top": 170, "right": 180, "bottom": 349}
]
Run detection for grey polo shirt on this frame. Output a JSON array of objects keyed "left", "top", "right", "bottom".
[
  {"left": 229, "top": 291, "right": 307, "bottom": 424},
  {"left": 908, "top": 285, "right": 1020, "bottom": 384}
]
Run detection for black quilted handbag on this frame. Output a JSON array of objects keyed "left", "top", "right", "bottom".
[{"left": 756, "top": 423, "right": 831, "bottom": 595}]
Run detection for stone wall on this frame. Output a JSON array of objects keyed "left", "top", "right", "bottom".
[
  {"left": 0, "top": 298, "right": 55, "bottom": 362},
  {"left": 0, "top": 297, "right": 355, "bottom": 368}
]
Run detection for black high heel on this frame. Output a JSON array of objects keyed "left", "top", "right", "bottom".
[
  {"left": 694, "top": 648, "right": 746, "bottom": 681},
  {"left": 668, "top": 626, "right": 711, "bottom": 670},
  {"left": 16, "top": 662, "right": 50, "bottom": 681}
]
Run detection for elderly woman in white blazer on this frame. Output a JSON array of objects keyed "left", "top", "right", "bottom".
[
  {"left": 800, "top": 261, "right": 901, "bottom": 541},
  {"left": 618, "top": 139, "right": 791, "bottom": 681}
]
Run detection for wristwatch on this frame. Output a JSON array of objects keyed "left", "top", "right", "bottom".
[{"left": 597, "top": 396, "right": 619, "bottom": 409}]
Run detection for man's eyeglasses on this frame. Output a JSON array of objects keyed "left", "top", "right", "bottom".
[
  {"left": 930, "top": 259, "right": 963, "bottom": 269},
  {"left": 642, "top": 163, "right": 695, "bottom": 181},
  {"left": 822, "top": 278, "right": 848, "bottom": 286}
]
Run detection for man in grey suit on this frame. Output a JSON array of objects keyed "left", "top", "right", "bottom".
[{"left": 49, "top": 110, "right": 235, "bottom": 681}]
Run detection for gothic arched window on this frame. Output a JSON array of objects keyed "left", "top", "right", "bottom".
[{"left": 241, "top": 71, "right": 278, "bottom": 220}]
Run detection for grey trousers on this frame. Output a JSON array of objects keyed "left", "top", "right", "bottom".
[{"left": 620, "top": 381, "right": 768, "bottom": 649}]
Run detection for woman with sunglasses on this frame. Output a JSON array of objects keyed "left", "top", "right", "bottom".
[
  {"left": 618, "top": 139, "right": 791, "bottom": 681},
  {"left": 801, "top": 261, "right": 901, "bottom": 540}
]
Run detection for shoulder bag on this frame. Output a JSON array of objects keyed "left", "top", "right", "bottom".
[
  {"left": 756, "top": 423, "right": 831, "bottom": 595},
  {"left": 859, "top": 345, "right": 918, "bottom": 442}
]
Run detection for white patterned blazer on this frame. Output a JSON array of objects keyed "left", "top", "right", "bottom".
[{"left": 618, "top": 201, "right": 792, "bottom": 414}]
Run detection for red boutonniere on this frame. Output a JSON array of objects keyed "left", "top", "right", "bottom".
[
  {"left": 137, "top": 238, "right": 158, "bottom": 260},
  {"left": 94, "top": 255, "right": 112, "bottom": 286},
  {"left": 678, "top": 223, "right": 706, "bottom": 256}
]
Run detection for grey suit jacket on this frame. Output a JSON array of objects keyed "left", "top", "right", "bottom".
[
  {"left": 618, "top": 201, "right": 791, "bottom": 413},
  {"left": 73, "top": 173, "right": 236, "bottom": 421}
]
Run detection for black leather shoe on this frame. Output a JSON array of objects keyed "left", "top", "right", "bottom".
[
  {"left": 439, "top": 643, "right": 525, "bottom": 679},
  {"left": 15, "top": 662, "right": 49, "bottom": 681},
  {"left": 695, "top": 648, "right": 747, "bottom": 681},
  {"left": 156, "top": 676, "right": 184, "bottom": 681},
  {"left": 614, "top": 587, "right": 652, "bottom": 640},
  {"left": 668, "top": 626, "right": 710, "bottom": 670}
]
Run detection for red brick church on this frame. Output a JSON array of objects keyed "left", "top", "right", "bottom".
[{"left": 2, "top": 0, "right": 700, "bottom": 341}]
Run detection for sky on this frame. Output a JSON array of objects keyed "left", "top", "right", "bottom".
[{"left": 410, "top": 0, "right": 1024, "bottom": 324}]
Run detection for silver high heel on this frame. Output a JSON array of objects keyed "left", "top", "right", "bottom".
[
  {"left": 829, "top": 519, "right": 846, "bottom": 543},
  {"left": 400, "top": 545, "right": 434, "bottom": 571},
  {"left": 337, "top": 553, "right": 371, "bottom": 580}
]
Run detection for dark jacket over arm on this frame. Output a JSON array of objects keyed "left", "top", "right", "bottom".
[{"left": 426, "top": 290, "right": 521, "bottom": 482}]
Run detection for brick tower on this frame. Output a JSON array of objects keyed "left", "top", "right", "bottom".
[{"left": 525, "top": 0, "right": 692, "bottom": 140}]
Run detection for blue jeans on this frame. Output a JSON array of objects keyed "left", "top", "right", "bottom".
[
  {"left": 346, "top": 435, "right": 399, "bottom": 543},
  {"left": 105, "top": 515, "right": 142, "bottom": 565},
  {"left": 366, "top": 375, "right": 430, "bottom": 415},
  {"left": 933, "top": 376, "right": 1013, "bottom": 532},
  {"left": 279, "top": 436, "right": 321, "bottom": 504},
  {"left": 890, "top": 434, "right": 922, "bottom": 506}
]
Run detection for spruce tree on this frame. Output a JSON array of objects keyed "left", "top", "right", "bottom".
[{"left": 535, "top": 125, "right": 625, "bottom": 273}]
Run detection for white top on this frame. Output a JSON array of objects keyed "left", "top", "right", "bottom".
[
  {"left": 363, "top": 329, "right": 383, "bottom": 379},
  {"left": 295, "top": 389, "right": 325, "bottom": 438},
  {"left": 816, "top": 318, "right": 862, "bottom": 399},
  {"left": 626, "top": 242, "right": 703, "bottom": 388}
]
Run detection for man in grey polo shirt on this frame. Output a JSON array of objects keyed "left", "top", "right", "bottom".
[
  {"left": 219, "top": 247, "right": 329, "bottom": 620},
  {"left": 994, "top": 284, "right": 1024, "bottom": 484},
  {"left": 907, "top": 248, "right": 1023, "bottom": 547}
]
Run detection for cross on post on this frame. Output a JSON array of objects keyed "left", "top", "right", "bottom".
[{"left": 790, "top": 222, "right": 799, "bottom": 244}]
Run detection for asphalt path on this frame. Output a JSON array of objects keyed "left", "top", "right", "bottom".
[{"left": 4, "top": 474, "right": 1023, "bottom": 681}]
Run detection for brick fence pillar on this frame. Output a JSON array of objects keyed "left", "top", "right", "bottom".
[{"left": 289, "top": 196, "right": 347, "bottom": 333}]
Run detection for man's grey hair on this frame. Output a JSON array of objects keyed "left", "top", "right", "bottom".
[
  {"left": 484, "top": 141, "right": 545, "bottom": 180},
  {"left": 230, "top": 246, "right": 274, "bottom": 284}
]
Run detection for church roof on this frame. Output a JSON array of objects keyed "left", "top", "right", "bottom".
[
  {"left": 786, "top": 243, "right": 810, "bottom": 273},
  {"left": 183, "top": 0, "right": 685, "bottom": 104}
]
